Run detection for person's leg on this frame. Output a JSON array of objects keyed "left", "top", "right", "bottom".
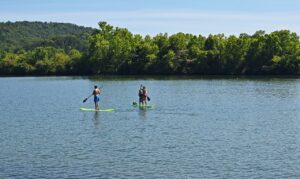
[
  {"left": 94, "top": 96, "right": 97, "bottom": 110},
  {"left": 94, "top": 96, "right": 100, "bottom": 110},
  {"left": 96, "top": 96, "right": 100, "bottom": 110},
  {"left": 142, "top": 97, "right": 146, "bottom": 106},
  {"left": 96, "top": 102, "right": 100, "bottom": 110}
]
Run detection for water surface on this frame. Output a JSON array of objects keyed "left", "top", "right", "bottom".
[{"left": 0, "top": 76, "right": 299, "bottom": 178}]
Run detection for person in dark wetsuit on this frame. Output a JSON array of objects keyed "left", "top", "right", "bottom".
[
  {"left": 138, "top": 85, "right": 144, "bottom": 106},
  {"left": 93, "top": 85, "right": 101, "bottom": 110}
]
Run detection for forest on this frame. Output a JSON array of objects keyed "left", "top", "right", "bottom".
[{"left": 0, "top": 21, "right": 299, "bottom": 75}]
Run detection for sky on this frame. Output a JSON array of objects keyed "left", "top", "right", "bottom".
[{"left": 1, "top": 0, "right": 300, "bottom": 36}]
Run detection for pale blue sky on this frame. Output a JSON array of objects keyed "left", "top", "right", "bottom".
[{"left": 1, "top": 0, "right": 300, "bottom": 36}]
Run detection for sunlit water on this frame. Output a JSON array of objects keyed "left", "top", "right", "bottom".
[{"left": 0, "top": 76, "right": 299, "bottom": 178}]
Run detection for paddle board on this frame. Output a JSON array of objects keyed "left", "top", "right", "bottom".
[
  {"left": 80, "top": 108, "right": 114, "bottom": 112},
  {"left": 132, "top": 104, "right": 155, "bottom": 109}
]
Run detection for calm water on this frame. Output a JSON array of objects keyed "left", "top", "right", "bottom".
[{"left": 0, "top": 76, "right": 300, "bottom": 178}]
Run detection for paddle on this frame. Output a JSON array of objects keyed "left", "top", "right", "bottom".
[
  {"left": 147, "top": 96, "right": 151, "bottom": 101},
  {"left": 83, "top": 94, "right": 93, "bottom": 103}
]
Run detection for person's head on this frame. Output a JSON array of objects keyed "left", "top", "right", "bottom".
[
  {"left": 143, "top": 86, "right": 146, "bottom": 89},
  {"left": 94, "top": 85, "right": 98, "bottom": 89}
]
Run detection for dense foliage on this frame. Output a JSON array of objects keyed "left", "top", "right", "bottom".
[
  {"left": 0, "top": 21, "right": 299, "bottom": 75},
  {"left": 0, "top": 21, "right": 94, "bottom": 53}
]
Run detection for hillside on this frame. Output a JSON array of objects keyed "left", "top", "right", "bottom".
[{"left": 0, "top": 21, "right": 95, "bottom": 52}]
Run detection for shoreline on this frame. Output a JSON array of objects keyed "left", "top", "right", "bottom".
[{"left": 0, "top": 74, "right": 299, "bottom": 79}]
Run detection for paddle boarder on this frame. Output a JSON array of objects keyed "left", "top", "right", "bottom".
[
  {"left": 93, "top": 85, "right": 101, "bottom": 110},
  {"left": 138, "top": 85, "right": 148, "bottom": 106},
  {"left": 138, "top": 85, "right": 143, "bottom": 106}
]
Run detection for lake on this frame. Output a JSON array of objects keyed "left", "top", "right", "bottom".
[{"left": 0, "top": 76, "right": 299, "bottom": 178}]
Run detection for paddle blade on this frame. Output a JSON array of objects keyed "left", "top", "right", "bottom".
[
  {"left": 83, "top": 98, "right": 88, "bottom": 103},
  {"left": 147, "top": 96, "right": 151, "bottom": 101}
]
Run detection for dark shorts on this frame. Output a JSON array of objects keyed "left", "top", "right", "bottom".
[
  {"left": 94, "top": 95, "right": 100, "bottom": 103},
  {"left": 140, "top": 96, "right": 146, "bottom": 102}
]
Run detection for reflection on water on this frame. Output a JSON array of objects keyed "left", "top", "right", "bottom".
[
  {"left": 81, "top": 111, "right": 101, "bottom": 129},
  {"left": 93, "top": 111, "right": 101, "bottom": 128},
  {"left": 138, "top": 108, "right": 148, "bottom": 120}
]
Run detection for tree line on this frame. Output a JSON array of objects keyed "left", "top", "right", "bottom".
[{"left": 0, "top": 21, "right": 299, "bottom": 75}]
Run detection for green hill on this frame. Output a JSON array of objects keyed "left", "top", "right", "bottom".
[{"left": 0, "top": 21, "right": 95, "bottom": 52}]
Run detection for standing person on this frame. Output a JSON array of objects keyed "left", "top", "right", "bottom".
[
  {"left": 93, "top": 85, "right": 101, "bottom": 110},
  {"left": 138, "top": 85, "right": 148, "bottom": 106},
  {"left": 138, "top": 85, "right": 144, "bottom": 106},
  {"left": 142, "top": 86, "right": 148, "bottom": 106}
]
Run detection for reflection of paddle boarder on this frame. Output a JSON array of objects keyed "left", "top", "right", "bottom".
[{"left": 93, "top": 111, "right": 100, "bottom": 128}]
